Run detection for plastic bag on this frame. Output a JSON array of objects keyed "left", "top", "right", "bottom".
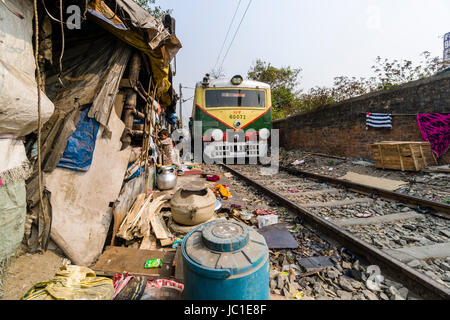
[{"left": 21, "top": 265, "right": 114, "bottom": 300}]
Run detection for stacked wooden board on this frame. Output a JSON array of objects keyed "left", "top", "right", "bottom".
[{"left": 370, "top": 141, "right": 438, "bottom": 172}]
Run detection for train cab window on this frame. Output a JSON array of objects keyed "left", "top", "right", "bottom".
[{"left": 205, "top": 89, "right": 266, "bottom": 108}]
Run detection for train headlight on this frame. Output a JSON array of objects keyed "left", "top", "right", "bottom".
[
  {"left": 231, "top": 75, "right": 243, "bottom": 85},
  {"left": 211, "top": 129, "right": 223, "bottom": 141},
  {"left": 259, "top": 128, "right": 270, "bottom": 140}
]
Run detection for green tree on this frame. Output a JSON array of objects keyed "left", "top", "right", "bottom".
[
  {"left": 247, "top": 60, "right": 302, "bottom": 119},
  {"left": 133, "top": 0, "right": 172, "bottom": 19}
]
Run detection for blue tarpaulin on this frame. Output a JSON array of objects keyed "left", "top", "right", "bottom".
[{"left": 57, "top": 107, "right": 100, "bottom": 172}]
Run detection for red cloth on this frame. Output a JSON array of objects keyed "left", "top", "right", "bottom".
[{"left": 206, "top": 175, "right": 220, "bottom": 182}]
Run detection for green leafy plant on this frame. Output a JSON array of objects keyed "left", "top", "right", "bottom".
[{"left": 133, "top": 0, "right": 172, "bottom": 19}]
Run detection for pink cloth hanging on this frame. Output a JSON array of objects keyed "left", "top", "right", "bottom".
[{"left": 417, "top": 113, "right": 450, "bottom": 158}]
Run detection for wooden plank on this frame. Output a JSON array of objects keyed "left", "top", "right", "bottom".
[
  {"left": 160, "top": 238, "right": 174, "bottom": 247},
  {"left": 150, "top": 214, "right": 170, "bottom": 240},
  {"left": 397, "top": 145, "right": 405, "bottom": 171},
  {"left": 160, "top": 251, "right": 176, "bottom": 278},
  {"left": 334, "top": 211, "right": 422, "bottom": 227},
  {"left": 92, "top": 246, "right": 165, "bottom": 277},
  {"left": 303, "top": 198, "right": 373, "bottom": 208},
  {"left": 116, "top": 194, "right": 147, "bottom": 240},
  {"left": 174, "top": 247, "right": 184, "bottom": 282},
  {"left": 281, "top": 188, "right": 342, "bottom": 197},
  {"left": 378, "top": 144, "right": 385, "bottom": 169},
  {"left": 140, "top": 233, "right": 157, "bottom": 250},
  {"left": 383, "top": 242, "right": 450, "bottom": 263}
]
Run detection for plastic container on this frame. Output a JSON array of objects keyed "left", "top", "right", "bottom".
[
  {"left": 257, "top": 214, "right": 278, "bottom": 229},
  {"left": 181, "top": 220, "right": 269, "bottom": 300}
]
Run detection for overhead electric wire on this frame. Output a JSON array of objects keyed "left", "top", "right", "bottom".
[
  {"left": 213, "top": 0, "right": 243, "bottom": 71},
  {"left": 219, "top": 0, "right": 253, "bottom": 71}
]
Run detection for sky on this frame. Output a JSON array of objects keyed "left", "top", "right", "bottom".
[{"left": 155, "top": 0, "right": 450, "bottom": 124}]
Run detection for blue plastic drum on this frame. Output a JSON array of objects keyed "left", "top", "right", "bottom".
[{"left": 181, "top": 220, "right": 269, "bottom": 300}]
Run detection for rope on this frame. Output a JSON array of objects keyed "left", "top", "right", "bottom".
[
  {"left": 58, "top": 0, "right": 65, "bottom": 87},
  {"left": 33, "top": 0, "right": 46, "bottom": 252},
  {"left": 41, "top": 0, "right": 66, "bottom": 24},
  {"left": 1, "top": 0, "right": 24, "bottom": 19}
]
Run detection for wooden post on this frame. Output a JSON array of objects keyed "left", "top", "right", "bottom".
[
  {"left": 179, "top": 83, "right": 183, "bottom": 127},
  {"left": 121, "top": 53, "right": 141, "bottom": 150},
  {"left": 397, "top": 145, "right": 405, "bottom": 172}
]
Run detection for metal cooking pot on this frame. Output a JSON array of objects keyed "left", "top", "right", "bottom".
[{"left": 156, "top": 166, "right": 177, "bottom": 190}]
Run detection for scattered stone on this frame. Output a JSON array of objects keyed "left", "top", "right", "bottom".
[
  {"left": 277, "top": 274, "right": 286, "bottom": 290},
  {"left": 379, "top": 292, "right": 389, "bottom": 300},
  {"left": 289, "top": 281, "right": 299, "bottom": 295},
  {"left": 282, "top": 287, "right": 291, "bottom": 298},
  {"left": 350, "top": 279, "right": 362, "bottom": 289},
  {"left": 339, "top": 276, "right": 354, "bottom": 292},
  {"left": 362, "top": 290, "right": 378, "bottom": 300},
  {"left": 270, "top": 270, "right": 280, "bottom": 280},
  {"left": 397, "top": 287, "right": 409, "bottom": 299},
  {"left": 270, "top": 280, "right": 277, "bottom": 290},
  {"left": 342, "top": 261, "right": 352, "bottom": 269},
  {"left": 388, "top": 286, "right": 405, "bottom": 300},
  {"left": 317, "top": 296, "right": 333, "bottom": 300},
  {"left": 407, "top": 260, "right": 421, "bottom": 268},
  {"left": 439, "top": 230, "right": 450, "bottom": 238},
  {"left": 438, "top": 262, "right": 450, "bottom": 272},
  {"left": 326, "top": 268, "right": 340, "bottom": 280},
  {"left": 303, "top": 286, "right": 313, "bottom": 296},
  {"left": 442, "top": 272, "right": 450, "bottom": 282},
  {"left": 336, "top": 290, "right": 353, "bottom": 300}
]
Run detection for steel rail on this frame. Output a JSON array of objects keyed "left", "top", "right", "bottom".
[
  {"left": 220, "top": 164, "right": 450, "bottom": 300},
  {"left": 281, "top": 166, "right": 450, "bottom": 218}
]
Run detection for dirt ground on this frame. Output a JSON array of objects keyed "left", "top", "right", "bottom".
[{"left": 1, "top": 248, "right": 66, "bottom": 300}]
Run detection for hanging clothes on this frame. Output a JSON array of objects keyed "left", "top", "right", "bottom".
[
  {"left": 366, "top": 113, "right": 393, "bottom": 130},
  {"left": 417, "top": 113, "right": 450, "bottom": 158}
]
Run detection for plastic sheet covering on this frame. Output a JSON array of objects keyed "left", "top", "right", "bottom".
[
  {"left": 57, "top": 106, "right": 100, "bottom": 172},
  {"left": 40, "top": 26, "right": 131, "bottom": 173},
  {"left": 87, "top": 0, "right": 182, "bottom": 107},
  {"left": 21, "top": 265, "right": 114, "bottom": 300},
  {"left": 0, "top": 0, "right": 54, "bottom": 137},
  {"left": 0, "top": 138, "right": 31, "bottom": 185},
  {"left": 87, "top": 0, "right": 170, "bottom": 50},
  {"left": 0, "top": 180, "right": 26, "bottom": 263}
]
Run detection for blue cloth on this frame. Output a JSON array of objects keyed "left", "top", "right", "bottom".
[
  {"left": 57, "top": 107, "right": 100, "bottom": 172},
  {"left": 168, "top": 113, "right": 178, "bottom": 125},
  {"left": 366, "top": 113, "right": 392, "bottom": 130},
  {"left": 124, "top": 168, "right": 144, "bottom": 183}
]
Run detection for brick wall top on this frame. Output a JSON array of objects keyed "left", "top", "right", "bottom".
[{"left": 274, "top": 71, "right": 450, "bottom": 127}]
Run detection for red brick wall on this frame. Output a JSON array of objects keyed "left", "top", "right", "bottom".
[{"left": 274, "top": 72, "right": 450, "bottom": 164}]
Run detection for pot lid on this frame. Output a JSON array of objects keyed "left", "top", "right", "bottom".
[{"left": 184, "top": 220, "right": 268, "bottom": 275}]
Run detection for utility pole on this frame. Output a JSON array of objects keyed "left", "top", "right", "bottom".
[{"left": 179, "top": 83, "right": 183, "bottom": 128}]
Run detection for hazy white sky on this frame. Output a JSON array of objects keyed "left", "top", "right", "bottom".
[{"left": 156, "top": 0, "right": 450, "bottom": 120}]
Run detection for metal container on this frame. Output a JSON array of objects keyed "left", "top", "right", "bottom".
[
  {"left": 181, "top": 220, "right": 269, "bottom": 300},
  {"left": 156, "top": 166, "right": 177, "bottom": 190},
  {"left": 170, "top": 185, "right": 216, "bottom": 226}
]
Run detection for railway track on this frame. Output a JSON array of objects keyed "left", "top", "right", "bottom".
[{"left": 219, "top": 164, "right": 450, "bottom": 300}]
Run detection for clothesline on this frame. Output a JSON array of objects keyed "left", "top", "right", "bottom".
[{"left": 359, "top": 113, "right": 419, "bottom": 116}]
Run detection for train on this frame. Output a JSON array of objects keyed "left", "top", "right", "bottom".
[{"left": 190, "top": 74, "right": 272, "bottom": 162}]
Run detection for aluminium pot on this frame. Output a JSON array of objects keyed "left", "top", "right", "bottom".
[
  {"left": 156, "top": 166, "right": 177, "bottom": 190},
  {"left": 170, "top": 185, "right": 216, "bottom": 226}
]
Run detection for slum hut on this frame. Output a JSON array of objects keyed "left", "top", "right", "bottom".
[{"left": 0, "top": 0, "right": 182, "bottom": 270}]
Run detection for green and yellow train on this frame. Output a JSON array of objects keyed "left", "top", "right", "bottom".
[{"left": 190, "top": 75, "right": 272, "bottom": 161}]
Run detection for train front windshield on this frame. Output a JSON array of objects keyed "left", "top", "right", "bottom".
[{"left": 205, "top": 89, "right": 266, "bottom": 108}]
